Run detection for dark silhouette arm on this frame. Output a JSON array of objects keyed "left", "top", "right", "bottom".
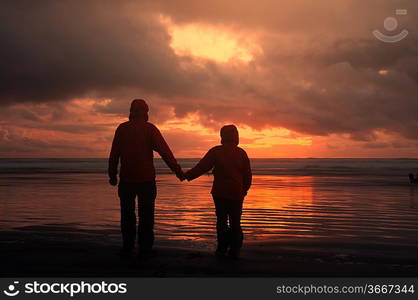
[
  {"left": 242, "top": 151, "right": 252, "bottom": 195},
  {"left": 108, "top": 126, "right": 121, "bottom": 182},
  {"left": 150, "top": 125, "right": 183, "bottom": 177},
  {"left": 185, "top": 149, "right": 216, "bottom": 181}
]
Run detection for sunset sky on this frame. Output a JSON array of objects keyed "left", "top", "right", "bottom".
[{"left": 1, "top": 0, "right": 418, "bottom": 158}]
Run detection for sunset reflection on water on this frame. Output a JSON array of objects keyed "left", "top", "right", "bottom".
[{"left": 1, "top": 173, "right": 418, "bottom": 250}]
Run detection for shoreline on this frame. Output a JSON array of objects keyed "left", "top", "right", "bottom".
[{"left": 1, "top": 225, "right": 418, "bottom": 277}]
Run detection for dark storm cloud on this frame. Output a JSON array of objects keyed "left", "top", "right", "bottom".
[
  {"left": 0, "top": 127, "right": 94, "bottom": 156},
  {"left": 0, "top": 0, "right": 206, "bottom": 105},
  {"left": 140, "top": 0, "right": 417, "bottom": 34},
  {"left": 1, "top": 0, "right": 418, "bottom": 144},
  {"left": 262, "top": 38, "right": 418, "bottom": 138}
]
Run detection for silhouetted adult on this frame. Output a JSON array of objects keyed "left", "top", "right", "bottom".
[
  {"left": 108, "top": 99, "right": 184, "bottom": 257},
  {"left": 185, "top": 125, "right": 252, "bottom": 259}
]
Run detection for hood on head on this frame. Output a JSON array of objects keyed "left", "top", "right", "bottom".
[
  {"left": 129, "top": 99, "right": 149, "bottom": 121},
  {"left": 220, "top": 124, "right": 239, "bottom": 146}
]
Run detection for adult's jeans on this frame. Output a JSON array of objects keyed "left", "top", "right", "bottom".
[{"left": 118, "top": 181, "right": 157, "bottom": 252}]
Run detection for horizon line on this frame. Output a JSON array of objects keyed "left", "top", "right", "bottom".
[{"left": 1, "top": 157, "right": 418, "bottom": 160}]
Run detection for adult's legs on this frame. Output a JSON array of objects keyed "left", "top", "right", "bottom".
[
  {"left": 136, "top": 181, "right": 157, "bottom": 252},
  {"left": 213, "top": 197, "right": 230, "bottom": 254},
  {"left": 118, "top": 182, "right": 137, "bottom": 251}
]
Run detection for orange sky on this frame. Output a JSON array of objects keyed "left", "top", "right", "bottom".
[
  {"left": 1, "top": 97, "right": 417, "bottom": 158},
  {"left": 1, "top": 1, "right": 417, "bottom": 158}
]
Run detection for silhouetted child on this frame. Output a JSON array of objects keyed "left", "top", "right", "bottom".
[{"left": 185, "top": 125, "right": 252, "bottom": 259}]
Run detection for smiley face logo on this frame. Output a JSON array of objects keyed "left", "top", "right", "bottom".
[
  {"left": 373, "top": 9, "right": 408, "bottom": 43},
  {"left": 3, "top": 281, "right": 20, "bottom": 297}
]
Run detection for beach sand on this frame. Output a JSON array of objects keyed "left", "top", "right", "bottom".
[{"left": 2, "top": 225, "right": 418, "bottom": 277}]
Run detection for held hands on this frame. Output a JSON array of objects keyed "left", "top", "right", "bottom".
[
  {"left": 177, "top": 170, "right": 192, "bottom": 182},
  {"left": 175, "top": 169, "right": 186, "bottom": 182}
]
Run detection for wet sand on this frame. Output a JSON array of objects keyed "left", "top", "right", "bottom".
[{"left": 2, "top": 225, "right": 418, "bottom": 277}]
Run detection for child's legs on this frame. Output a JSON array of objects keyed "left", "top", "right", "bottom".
[
  {"left": 213, "top": 197, "right": 230, "bottom": 251},
  {"left": 228, "top": 198, "right": 244, "bottom": 250}
]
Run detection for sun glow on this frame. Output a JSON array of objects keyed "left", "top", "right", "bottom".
[
  {"left": 161, "top": 16, "right": 259, "bottom": 63},
  {"left": 159, "top": 113, "right": 313, "bottom": 157},
  {"left": 378, "top": 69, "right": 389, "bottom": 76}
]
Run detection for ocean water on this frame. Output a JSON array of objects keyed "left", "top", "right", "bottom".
[{"left": 1, "top": 158, "right": 418, "bottom": 254}]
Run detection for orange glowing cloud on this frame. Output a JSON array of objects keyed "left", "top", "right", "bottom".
[{"left": 161, "top": 15, "right": 260, "bottom": 63}]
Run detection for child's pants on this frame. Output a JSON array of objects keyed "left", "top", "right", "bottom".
[{"left": 213, "top": 196, "right": 244, "bottom": 251}]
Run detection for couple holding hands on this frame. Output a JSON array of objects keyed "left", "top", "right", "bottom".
[{"left": 108, "top": 99, "right": 252, "bottom": 259}]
